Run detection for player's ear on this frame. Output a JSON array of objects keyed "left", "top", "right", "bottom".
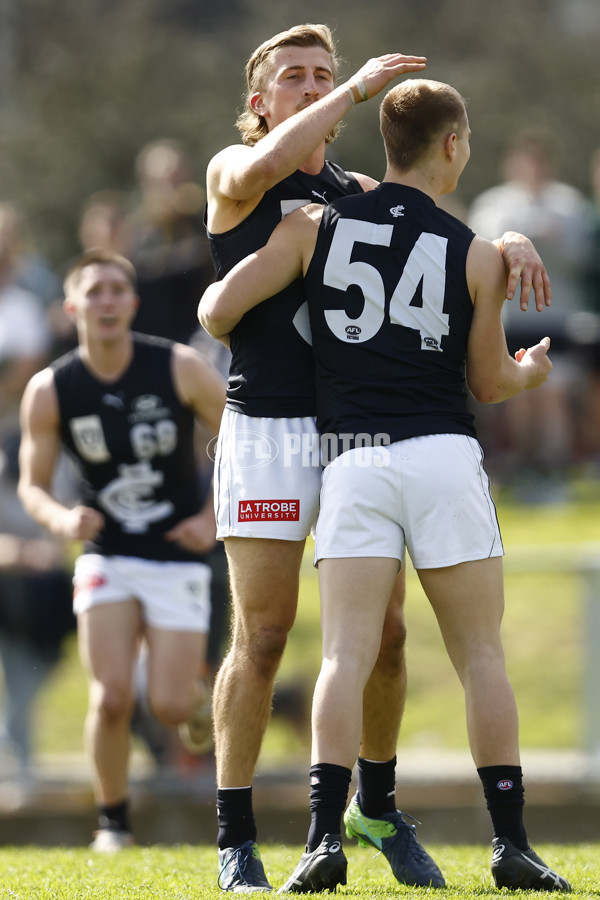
[
  {"left": 444, "top": 132, "right": 457, "bottom": 160},
  {"left": 63, "top": 295, "right": 77, "bottom": 321},
  {"left": 250, "top": 92, "right": 267, "bottom": 116}
]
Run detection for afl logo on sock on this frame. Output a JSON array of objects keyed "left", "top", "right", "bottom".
[{"left": 497, "top": 780, "right": 513, "bottom": 790}]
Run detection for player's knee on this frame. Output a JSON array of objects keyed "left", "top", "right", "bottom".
[
  {"left": 377, "top": 613, "right": 407, "bottom": 674},
  {"left": 242, "top": 625, "right": 289, "bottom": 680},
  {"left": 92, "top": 680, "right": 133, "bottom": 722}
]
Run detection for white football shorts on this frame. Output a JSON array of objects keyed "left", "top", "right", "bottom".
[
  {"left": 73, "top": 553, "right": 211, "bottom": 632},
  {"left": 214, "top": 408, "right": 322, "bottom": 540},
  {"left": 315, "top": 433, "right": 504, "bottom": 569}
]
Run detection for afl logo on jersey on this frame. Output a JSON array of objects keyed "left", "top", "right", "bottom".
[{"left": 345, "top": 325, "right": 361, "bottom": 341}]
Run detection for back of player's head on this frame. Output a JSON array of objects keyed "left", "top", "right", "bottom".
[
  {"left": 63, "top": 248, "right": 137, "bottom": 297},
  {"left": 237, "top": 23, "right": 340, "bottom": 146},
  {"left": 380, "top": 79, "right": 468, "bottom": 172}
]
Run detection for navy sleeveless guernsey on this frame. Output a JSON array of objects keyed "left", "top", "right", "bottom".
[
  {"left": 52, "top": 333, "right": 205, "bottom": 562},
  {"left": 303, "top": 183, "right": 477, "bottom": 457},
  {"left": 207, "top": 161, "right": 363, "bottom": 417}
]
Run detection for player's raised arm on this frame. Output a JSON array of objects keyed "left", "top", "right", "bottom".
[
  {"left": 207, "top": 51, "right": 426, "bottom": 228},
  {"left": 466, "top": 236, "right": 552, "bottom": 403},
  {"left": 199, "top": 204, "right": 322, "bottom": 339}
]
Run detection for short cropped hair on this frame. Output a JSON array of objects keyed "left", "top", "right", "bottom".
[
  {"left": 236, "top": 23, "right": 341, "bottom": 146},
  {"left": 380, "top": 79, "right": 468, "bottom": 172},
  {"left": 63, "top": 248, "right": 137, "bottom": 297}
]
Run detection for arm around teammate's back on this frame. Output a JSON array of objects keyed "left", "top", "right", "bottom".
[
  {"left": 466, "top": 235, "right": 552, "bottom": 404},
  {"left": 198, "top": 204, "right": 322, "bottom": 339}
]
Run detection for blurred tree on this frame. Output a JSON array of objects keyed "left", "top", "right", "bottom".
[
  {"left": 0, "top": 0, "right": 597, "bottom": 266},
  {"left": 0, "top": 0, "right": 248, "bottom": 265}
]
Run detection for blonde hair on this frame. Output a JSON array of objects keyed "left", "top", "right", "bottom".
[
  {"left": 380, "top": 79, "right": 468, "bottom": 172},
  {"left": 63, "top": 248, "right": 137, "bottom": 297},
  {"left": 236, "top": 23, "right": 341, "bottom": 146}
]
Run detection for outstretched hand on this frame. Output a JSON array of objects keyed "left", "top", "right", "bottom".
[{"left": 350, "top": 53, "right": 427, "bottom": 101}]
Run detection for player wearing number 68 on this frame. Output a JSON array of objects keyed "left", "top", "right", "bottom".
[
  {"left": 18, "top": 248, "right": 226, "bottom": 852},
  {"left": 198, "top": 78, "right": 570, "bottom": 893}
]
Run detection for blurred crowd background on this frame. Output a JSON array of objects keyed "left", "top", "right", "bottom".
[
  {"left": 1, "top": 0, "right": 600, "bottom": 793},
  {"left": 1, "top": 0, "right": 599, "bottom": 485}
]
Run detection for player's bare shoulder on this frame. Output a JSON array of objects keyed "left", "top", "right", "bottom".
[
  {"left": 20, "top": 366, "right": 59, "bottom": 426},
  {"left": 206, "top": 144, "right": 252, "bottom": 194},
  {"left": 206, "top": 143, "right": 265, "bottom": 233},
  {"left": 466, "top": 234, "right": 506, "bottom": 306}
]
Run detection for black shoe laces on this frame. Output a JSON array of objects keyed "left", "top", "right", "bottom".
[
  {"left": 394, "top": 813, "right": 436, "bottom": 866},
  {"left": 218, "top": 844, "right": 255, "bottom": 889}
]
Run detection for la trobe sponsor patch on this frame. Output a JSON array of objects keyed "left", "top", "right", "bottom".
[{"left": 238, "top": 500, "right": 300, "bottom": 521}]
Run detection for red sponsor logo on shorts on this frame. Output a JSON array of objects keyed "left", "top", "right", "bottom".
[
  {"left": 74, "top": 574, "right": 107, "bottom": 596},
  {"left": 238, "top": 500, "right": 300, "bottom": 521}
]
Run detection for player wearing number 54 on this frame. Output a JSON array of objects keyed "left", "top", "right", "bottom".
[{"left": 198, "top": 79, "right": 571, "bottom": 893}]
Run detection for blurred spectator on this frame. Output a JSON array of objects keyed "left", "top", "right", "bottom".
[
  {"left": 0, "top": 440, "right": 77, "bottom": 792},
  {"left": 0, "top": 201, "right": 74, "bottom": 792},
  {"left": 78, "top": 190, "right": 133, "bottom": 258},
  {"left": 0, "top": 201, "right": 73, "bottom": 374},
  {"left": 468, "top": 130, "right": 592, "bottom": 498},
  {"left": 0, "top": 202, "right": 52, "bottom": 419},
  {"left": 0, "top": 203, "right": 61, "bottom": 310},
  {"left": 50, "top": 190, "right": 136, "bottom": 359},
  {"left": 585, "top": 148, "right": 600, "bottom": 306},
  {"left": 580, "top": 148, "right": 600, "bottom": 470},
  {"left": 127, "top": 138, "right": 214, "bottom": 345}
]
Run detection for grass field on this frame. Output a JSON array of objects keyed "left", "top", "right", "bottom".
[
  {"left": 3, "top": 495, "right": 600, "bottom": 897},
  {"left": 32, "top": 495, "right": 600, "bottom": 764},
  {"left": 0, "top": 841, "right": 598, "bottom": 899}
]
